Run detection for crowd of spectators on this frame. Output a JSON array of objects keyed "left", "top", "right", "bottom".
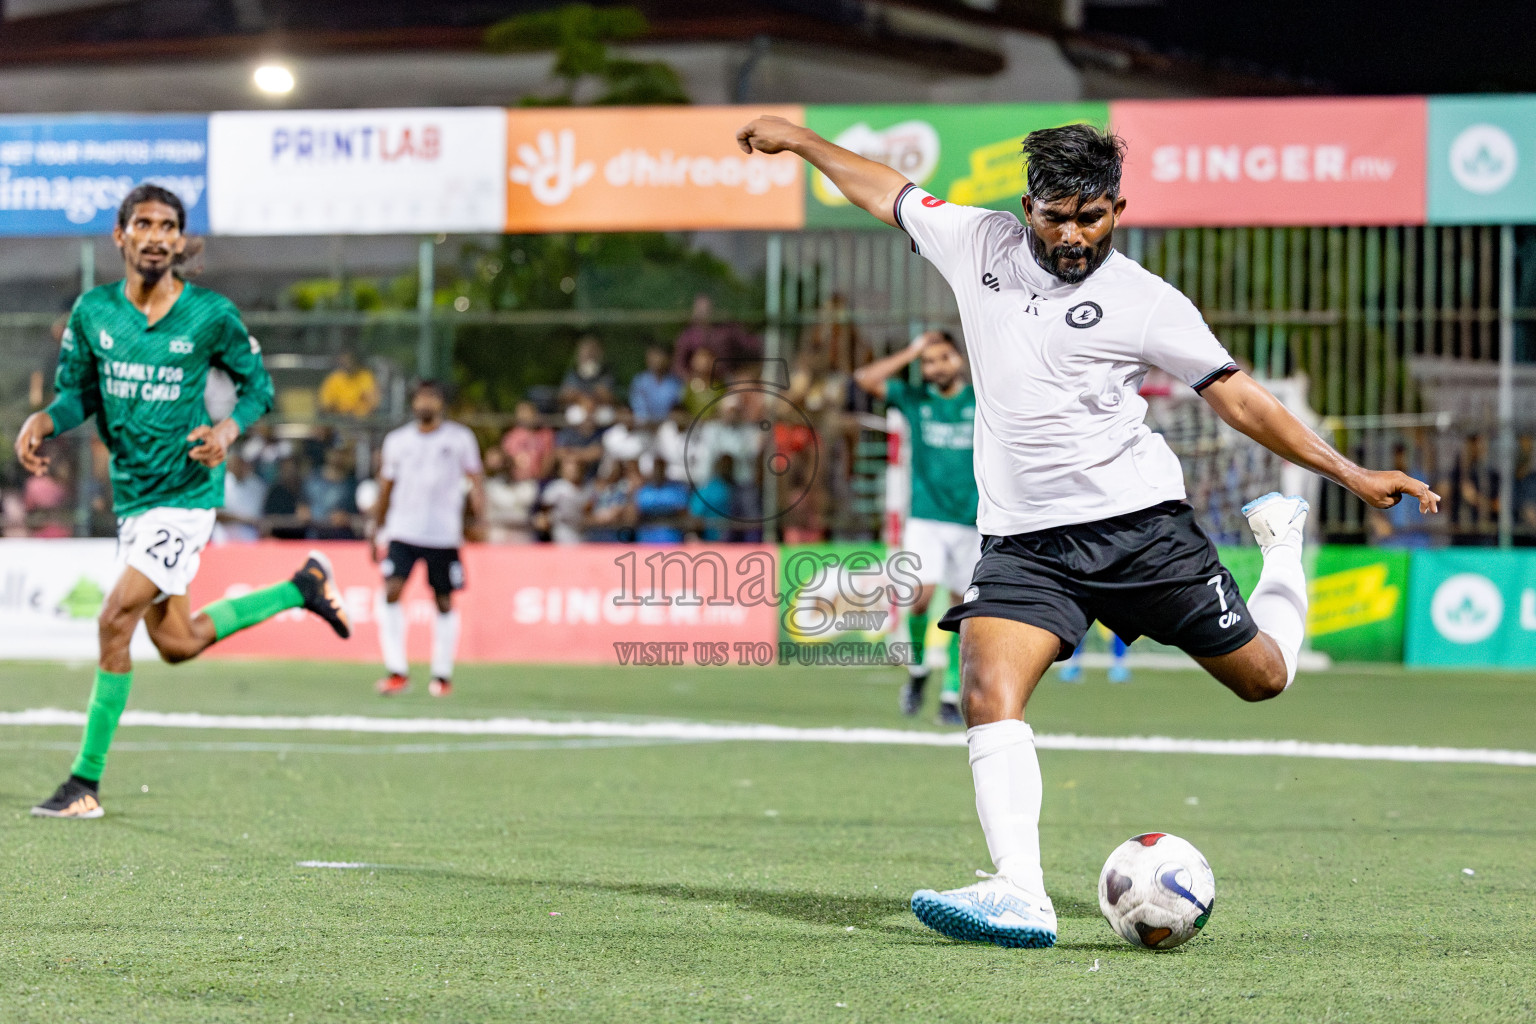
[{"left": 7, "top": 290, "right": 1536, "bottom": 547}]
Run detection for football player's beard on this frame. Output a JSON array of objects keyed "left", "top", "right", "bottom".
[
  {"left": 1031, "top": 229, "right": 1114, "bottom": 284},
  {"left": 131, "top": 249, "right": 173, "bottom": 285}
]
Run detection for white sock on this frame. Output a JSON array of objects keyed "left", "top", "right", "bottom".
[
  {"left": 1248, "top": 534, "right": 1307, "bottom": 688},
  {"left": 378, "top": 598, "right": 408, "bottom": 677},
  {"left": 431, "top": 610, "right": 460, "bottom": 681},
  {"left": 968, "top": 719, "right": 1046, "bottom": 895}
]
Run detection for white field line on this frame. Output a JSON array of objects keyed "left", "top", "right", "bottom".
[
  {"left": 295, "top": 861, "right": 390, "bottom": 870},
  {"left": 1, "top": 707, "right": 1533, "bottom": 767},
  {"left": 0, "top": 737, "right": 685, "bottom": 755}
]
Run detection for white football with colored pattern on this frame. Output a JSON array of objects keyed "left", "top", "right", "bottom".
[{"left": 1098, "top": 832, "right": 1216, "bottom": 950}]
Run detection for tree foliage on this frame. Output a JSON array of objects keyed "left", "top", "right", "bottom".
[
  {"left": 485, "top": 4, "right": 689, "bottom": 106},
  {"left": 450, "top": 233, "right": 760, "bottom": 413}
]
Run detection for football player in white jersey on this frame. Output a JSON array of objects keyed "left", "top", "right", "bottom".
[
  {"left": 738, "top": 115, "right": 1440, "bottom": 948},
  {"left": 369, "top": 380, "right": 485, "bottom": 697}
]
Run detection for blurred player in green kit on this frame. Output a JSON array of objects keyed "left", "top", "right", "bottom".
[
  {"left": 12, "top": 184, "right": 352, "bottom": 819},
  {"left": 856, "top": 330, "right": 980, "bottom": 726}
]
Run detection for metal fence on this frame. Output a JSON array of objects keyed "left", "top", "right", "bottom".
[
  {"left": 2, "top": 225, "right": 1532, "bottom": 546},
  {"left": 765, "top": 226, "right": 1535, "bottom": 546}
]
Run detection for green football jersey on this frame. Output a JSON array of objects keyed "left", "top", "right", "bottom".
[
  {"left": 45, "top": 281, "right": 274, "bottom": 518},
  {"left": 885, "top": 378, "right": 979, "bottom": 526}
]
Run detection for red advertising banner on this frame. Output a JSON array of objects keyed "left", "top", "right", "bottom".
[
  {"left": 1111, "top": 97, "right": 1427, "bottom": 226},
  {"left": 190, "top": 542, "right": 779, "bottom": 664}
]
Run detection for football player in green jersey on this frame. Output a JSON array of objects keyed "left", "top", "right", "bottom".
[
  {"left": 856, "top": 330, "right": 981, "bottom": 726},
  {"left": 12, "top": 184, "right": 352, "bottom": 819}
]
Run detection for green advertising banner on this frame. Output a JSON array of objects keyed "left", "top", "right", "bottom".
[
  {"left": 1428, "top": 96, "right": 1536, "bottom": 224},
  {"left": 1406, "top": 550, "right": 1536, "bottom": 667},
  {"left": 802, "top": 103, "right": 1110, "bottom": 229},
  {"left": 1307, "top": 547, "right": 1409, "bottom": 662},
  {"left": 778, "top": 542, "right": 898, "bottom": 647}
]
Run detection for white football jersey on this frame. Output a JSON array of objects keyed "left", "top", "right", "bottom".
[
  {"left": 896, "top": 185, "right": 1236, "bottom": 536},
  {"left": 380, "top": 420, "right": 483, "bottom": 548}
]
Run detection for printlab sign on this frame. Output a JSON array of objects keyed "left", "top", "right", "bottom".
[{"left": 0, "top": 115, "right": 209, "bottom": 236}]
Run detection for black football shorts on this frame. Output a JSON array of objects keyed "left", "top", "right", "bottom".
[
  {"left": 938, "top": 501, "right": 1259, "bottom": 661},
  {"left": 382, "top": 540, "right": 466, "bottom": 596}
]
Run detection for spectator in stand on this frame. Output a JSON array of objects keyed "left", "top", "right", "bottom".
[
  {"left": 586, "top": 459, "right": 638, "bottom": 542},
  {"left": 482, "top": 448, "right": 540, "bottom": 544},
  {"left": 263, "top": 457, "right": 310, "bottom": 540},
  {"left": 634, "top": 457, "right": 691, "bottom": 544},
  {"left": 23, "top": 451, "right": 71, "bottom": 537},
  {"left": 555, "top": 394, "right": 609, "bottom": 476},
  {"left": 599, "top": 405, "right": 647, "bottom": 466},
  {"left": 537, "top": 457, "right": 589, "bottom": 545},
  {"left": 689, "top": 454, "right": 736, "bottom": 542},
  {"left": 800, "top": 293, "right": 872, "bottom": 376},
  {"left": 1448, "top": 433, "right": 1499, "bottom": 546},
  {"left": 216, "top": 454, "right": 267, "bottom": 543},
  {"left": 672, "top": 294, "right": 760, "bottom": 378},
  {"left": 318, "top": 348, "right": 380, "bottom": 420},
  {"left": 559, "top": 335, "right": 616, "bottom": 405},
  {"left": 680, "top": 347, "right": 719, "bottom": 421},
  {"left": 651, "top": 410, "right": 692, "bottom": 482},
  {"left": 1369, "top": 443, "right": 1436, "bottom": 548},
  {"left": 301, "top": 424, "right": 339, "bottom": 472},
  {"left": 304, "top": 448, "right": 358, "bottom": 528},
  {"left": 2, "top": 465, "right": 26, "bottom": 537},
  {"left": 501, "top": 400, "right": 556, "bottom": 483},
  {"left": 240, "top": 421, "right": 292, "bottom": 483},
  {"left": 630, "top": 344, "right": 683, "bottom": 426},
  {"left": 1517, "top": 435, "right": 1536, "bottom": 544},
  {"left": 687, "top": 392, "right": 762, "bottom": 488}
]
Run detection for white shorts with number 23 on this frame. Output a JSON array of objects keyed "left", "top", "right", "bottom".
[{"left": 116, "top": 506, "right": 217, "bottom": 600}]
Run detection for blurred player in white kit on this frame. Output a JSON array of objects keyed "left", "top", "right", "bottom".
[{"left": 369, "top": 380, "right": 485, "bottom": 697}]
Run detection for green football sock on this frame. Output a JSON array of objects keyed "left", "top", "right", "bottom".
[
  {"left": 942, "top": 631, "right": 962, "bottom": 699},
  {"left": 907, "top": 609, "right": 929, "bottom": 670},
  {"left": 201, "top": 581, "right": 303, "bottom": 641},
  {"left": 71, "top": 668, "right": 133, "bottom": 782}
]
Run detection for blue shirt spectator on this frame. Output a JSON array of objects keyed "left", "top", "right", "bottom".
[
  {"left": 688, "top": 455, "right": 735, "bottom": 542},
  {"left": 635, "top": 458, "right": 691, "bottom": 543},
  {"left": 302, "top": 449, "right": 357, "bottom": 522},
  {"left": 630, "top": 345, "right": 683, "bottom": 425}
]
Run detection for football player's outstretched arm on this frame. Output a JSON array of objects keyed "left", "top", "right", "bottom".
[
  {"left": 1200, "top": 369, "right": 1441, "bottom": 513},
  {"left": 737, "top": 115, "right": 908, "bottom": 228}
]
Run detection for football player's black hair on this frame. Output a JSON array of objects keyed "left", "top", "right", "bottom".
[
  {"left": 1021, "top": 123, "right": 1127, "bottom": 203},
  {"left": 116, "top": 183, "right": 187, "bottom": 231}
]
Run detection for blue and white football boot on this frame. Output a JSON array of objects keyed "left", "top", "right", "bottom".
[
  {"left": 911, "top": 871, "right": 1058, "bottom": 948},
  {"left": 1241, "top": 492, "right": 1309, "bottom": 552}
]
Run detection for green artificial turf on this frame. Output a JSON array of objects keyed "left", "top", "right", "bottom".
[{"left": 0, "top": 659, "right": 1532, "bottom": 1023}]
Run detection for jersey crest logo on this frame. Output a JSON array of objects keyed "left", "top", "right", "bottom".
[
  {"left": 1065, "top": 302, "right": 1103, "bottom": 329},
  {"left": 921, "top": 195, "right": 947, "bottom": 208},
  {"left": 169, "top": 338, "right": 193, "bottom": 354},
  {"left": 981, "top": 272, "right": 1001, "bottom": 292},
  {"left": 98, "top": 329, "right": 114, "bottom": 350}
]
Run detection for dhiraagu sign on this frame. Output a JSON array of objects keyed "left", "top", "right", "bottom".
[
  {"left": 1406, "top": 550, "right": 1536, "bottom": 667},
  {"left": 803, "top": 103, "right": 1109, "bottom": 229}
]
